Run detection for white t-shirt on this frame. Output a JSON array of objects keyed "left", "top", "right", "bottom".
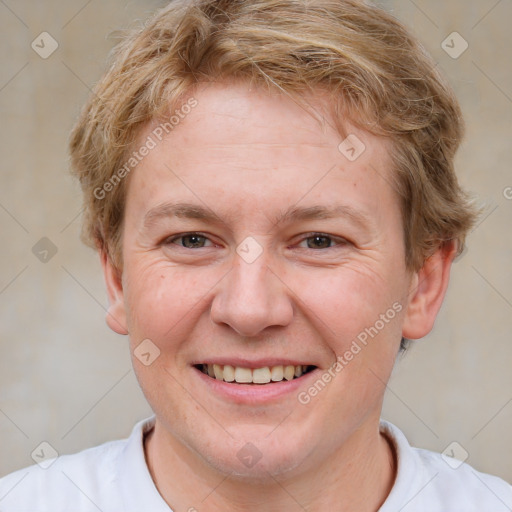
[{"left": 0, "top": 417, "right": 510, "bottom": 511}]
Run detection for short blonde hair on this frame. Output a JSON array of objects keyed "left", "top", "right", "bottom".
[{"left": 69, "top": 0, "right": 478, "bottom": 271}]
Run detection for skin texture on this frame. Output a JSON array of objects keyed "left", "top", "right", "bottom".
[{"left": 101, "top": 82, "right": 456, "bottom": 511}]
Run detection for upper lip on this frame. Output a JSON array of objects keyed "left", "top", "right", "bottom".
[{"left": 191, "top": 358, "right": 318, "bottom": 369}]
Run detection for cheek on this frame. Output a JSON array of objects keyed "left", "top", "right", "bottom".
[
  {"left": 122, "top": 259, "right": 212, "bottom": 346},
  {"left": 295, "top": 263, "right": 405, "bottom": 347}
]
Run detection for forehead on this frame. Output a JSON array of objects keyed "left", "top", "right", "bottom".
[
  {"left": 126, "top": 81, "right": 398, "bottom": 228},
  {"left": 150, "top": 82, "right": 383, "bottom": 155}
]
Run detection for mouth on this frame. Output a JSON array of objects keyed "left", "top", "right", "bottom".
[{"left": 194, "top": 363, "right": 317, "bottom": 384}]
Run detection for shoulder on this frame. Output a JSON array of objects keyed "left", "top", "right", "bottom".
[
  {"left": 0, "top": 438, "right": 126, "bottom": 512},
  {"left": 414, "top": 447, "right": 512, "bottom": 510},
  {"left": 0, "top": 417, "right": 158, "bottom": 512},
  {"left": 380, "top": 421, "right": 512, "bottom": 512}
]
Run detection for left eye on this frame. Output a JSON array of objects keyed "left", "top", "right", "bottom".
[
  {"left": 298, "top": 234, "right": 343, "bottom": 249},
  {"left": 169, "top": 234, "right": 212, "bottom": 249}
]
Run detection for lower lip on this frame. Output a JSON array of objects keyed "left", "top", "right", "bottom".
[{"left": 193, "top": 367, "right": 320, "bottom": 405}]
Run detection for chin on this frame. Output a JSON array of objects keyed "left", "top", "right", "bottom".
[{"left": 196, "top": 426, "right": 314, "bottom": 481}]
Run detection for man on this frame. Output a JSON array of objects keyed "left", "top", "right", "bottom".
[{"left": 1, "top": 0, "right": 510, "bottom": 510}]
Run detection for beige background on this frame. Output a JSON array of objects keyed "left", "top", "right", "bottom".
[{"left": 1, "top": 0, "right": 511, "bottom": 484}]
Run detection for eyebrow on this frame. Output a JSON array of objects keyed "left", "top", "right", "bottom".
[
  {"left": 143, "top": 201, "right": 371, "bottom": 230},
  {"left": 272, "top": 204, "right": 371, "bottom": 229},
  {"left": 143, "top": 202, "right": 223, "bottom": 229}
]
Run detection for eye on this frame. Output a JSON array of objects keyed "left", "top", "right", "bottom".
[
  {"left": 167, "top": 233, "right": 213, "bottom": 249},
  {"left": 297, "top": 233, "right": 347, "bottom": 250}
]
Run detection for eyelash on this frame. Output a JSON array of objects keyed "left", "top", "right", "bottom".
[
  {"left": 296, "top": 233, "right": 347, "bottom": 250},
  {"left": 165, "top": 233, "right": 215, "bottom": 249},
  {"left": 164, "top": 232, "right": 348, "bottom": 250}
]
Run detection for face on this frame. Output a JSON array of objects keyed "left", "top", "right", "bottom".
[{"left": 104, "top": 82, "right": 427, "bottom": 479}]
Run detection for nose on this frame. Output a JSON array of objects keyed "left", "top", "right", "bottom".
[{"left": 210, "top": 251, "right": 294, "bottom": 337}]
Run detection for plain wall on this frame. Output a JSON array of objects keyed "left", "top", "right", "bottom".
[{"left": 1, "top": 0, "right": 511, "bottom": 482}]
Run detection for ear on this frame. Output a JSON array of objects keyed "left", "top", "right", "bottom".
[
  {"left": 100, "top": 250, "right": 129, "bottom": 335},
  {"left": 402, "top": 241, "right": 457, "bottom": 340}
]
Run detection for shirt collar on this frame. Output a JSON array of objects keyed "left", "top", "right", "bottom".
[
  {"left": 378, "top": 420, "right": 429, "bottom": 511},
  {"left": 117, "top": 416, "right": 428, "bottom": 512},
  {"left": 118, "top": 416, "right": 173, "bottom": 512}
]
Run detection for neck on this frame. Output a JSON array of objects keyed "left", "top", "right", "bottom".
[{"left": 144, "top": 420, "right": 396, "bottom": 512}]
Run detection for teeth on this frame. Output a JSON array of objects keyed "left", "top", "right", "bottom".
[
  {"left": 234, "top": 367, "right": 252, "bottom": 383},
  {"left": 213, "top": 364, "right": 223, "bottom": 380},
  {"left": 200, "top": 364, "right": 312, "bottom": 384},
  {"left": 252, "top": 367, "right": 271, "bottom": 384},
  {"left": 284, "top": 365, "right": 295, "bottom": 381},
  {"left": 270, "top": 365, "right": 283, "bottom": 382},
  {"left": 223, "top": 365, "right": 235, "bottom": 382}
]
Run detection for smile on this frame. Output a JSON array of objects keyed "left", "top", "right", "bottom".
[{"left": 195, "top": 364, "right": 316, "bottom": 384}]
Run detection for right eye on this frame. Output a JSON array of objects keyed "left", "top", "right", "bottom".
[{"left": 165, "top": 233, "right": 213, "bottom": 249}]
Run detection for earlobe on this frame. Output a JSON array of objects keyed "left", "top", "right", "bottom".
[
  {"left": 100, "top": 250, "right": 129, "bottom": 335},
  {"left": 402, "top": 242, "right": 457, "bottom": 340}
]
